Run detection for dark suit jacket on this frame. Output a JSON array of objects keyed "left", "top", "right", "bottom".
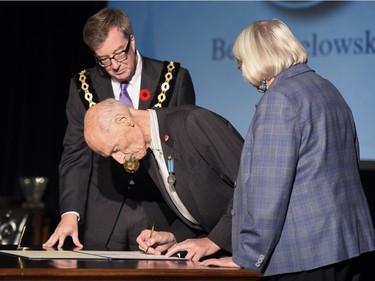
[
  {"left": 59, "top": 56, "right": 195, "bottom": 248},
  {"left": 144, "top": 106, "right": 244, "bottom": 253}
]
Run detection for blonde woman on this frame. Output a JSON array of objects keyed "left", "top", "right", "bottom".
[{"left": 202, "top": 19, "right": 375, "bottom": 281}]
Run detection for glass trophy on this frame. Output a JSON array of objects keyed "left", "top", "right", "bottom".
[{"left": 19, "top": 177, "right": 48, "bottom": 209}]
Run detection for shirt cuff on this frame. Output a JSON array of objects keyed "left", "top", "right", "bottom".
[{"left": 61, "top": 211, "right": 80, "bottom": 222}]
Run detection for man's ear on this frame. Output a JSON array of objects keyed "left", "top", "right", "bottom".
[{"left": 115, "top": 114, "right": 133, "bottom": 127}]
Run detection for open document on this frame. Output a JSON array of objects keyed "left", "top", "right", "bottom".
[{"left": 0, "top": 250, "right": 188, "bottom": 261}]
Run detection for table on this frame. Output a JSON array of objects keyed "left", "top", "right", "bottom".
[{"left": 0, "top": 252, "right": 262, "bottom": 281}]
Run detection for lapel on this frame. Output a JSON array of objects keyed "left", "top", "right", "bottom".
[
  {"left": 145, "top": 149, "right": 185, "bottom": 222},
  {"left": 148, "top": 109, "right": 205, "bottom": 230},
  {"left": 155, "top": 109, "right": 178, "bottom": 168},
  {"left": 146, "top": 109, "right": 195, "bottom": 225},
  {"left": 139, "top": 56, "right": 160, "bottom": 110},
  {"left": 90, "top": 67, "right": 114, "bottom": 100},
  {"left": 154, "top": 110, "right": 202, "bottom": 226}
]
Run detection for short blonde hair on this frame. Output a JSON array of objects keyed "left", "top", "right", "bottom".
[{"left": 232, "top": 19, "right": 307, "bottom": 87}]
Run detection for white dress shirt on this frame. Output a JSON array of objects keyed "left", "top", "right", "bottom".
[{"left": 112, "top": 50, "right": 142, "bottom": 109}]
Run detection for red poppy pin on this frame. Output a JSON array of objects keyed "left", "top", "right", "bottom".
[
  {"left": 140, "top": 88, "right": 151, "bottom": 101},
  {"left": 164, "top": 135, "right": 169, "bottom": 141}
]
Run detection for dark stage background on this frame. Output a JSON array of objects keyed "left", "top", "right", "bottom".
[
  {"left": 0, "top": 1, "right": 374, "bottom": 240},
  {"left": 0, "top": 1, "right": 107, "bottom": 232}
]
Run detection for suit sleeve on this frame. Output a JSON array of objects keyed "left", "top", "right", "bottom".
[
  {"left": 185, "top": 109, "right": 244, "bottom": 252},
  {"left": 58, "top": 76, "right": 92, "bottom": 221}
]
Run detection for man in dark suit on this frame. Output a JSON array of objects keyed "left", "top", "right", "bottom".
[
  {"left": 43, "top": 7, "right": 195, "bottom": 250},
  {"left": 84, "top": 98, "right": 244, "bottom": 261}
]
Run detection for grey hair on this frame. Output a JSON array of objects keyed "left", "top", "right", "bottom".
[{"left": 84, "top": 98, "right": 126, "bottom": 146}]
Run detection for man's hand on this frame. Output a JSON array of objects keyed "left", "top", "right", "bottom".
[
  {"left": 165, "top": 237, "right": 220, "bottom": 262},
  {"left": 136, "top": 229, "right": 176, "bottom": 255},
  {"left": 200, "top": 256, "right": 240, "bottom": 268},
  {"left": 42, "top": 213, "right": 83, "bottom": 249}
]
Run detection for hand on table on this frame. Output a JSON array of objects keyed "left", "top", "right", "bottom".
[
  {"left": 42, "top": 213, "right": 83, "bottom": 249},
  {"left": 165, "top": 237, "right": 220, "bottom": 262}
]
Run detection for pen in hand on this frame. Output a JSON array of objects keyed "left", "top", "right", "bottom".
[{"left": 145, "top": 223, "right": 155, "bottom": 254}]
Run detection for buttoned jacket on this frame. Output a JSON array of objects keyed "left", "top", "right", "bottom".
[{"left": 232, "top": 64, "right": 375, "bottom": 276}]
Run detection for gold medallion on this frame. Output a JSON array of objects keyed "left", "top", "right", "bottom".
[{"left": 123, "top": 157, "right": 140, "bottom": 173}]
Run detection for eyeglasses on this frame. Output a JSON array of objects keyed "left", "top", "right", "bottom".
[{"left": 95, "top": 38, "right": 131, "bottom": 67}]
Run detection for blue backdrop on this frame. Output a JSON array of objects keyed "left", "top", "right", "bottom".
[{"left": 109, "top": 1, "right": 375, "bottom": 161}]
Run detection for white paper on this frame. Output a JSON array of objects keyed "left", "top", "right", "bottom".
[
  {"left": 0, "top": 250, "right": 106, "bottom": 260},
  {"left": 0, "top": 250, "right": 188, "bottom": 261},
  {"left": 78, "top": 250, "right": 188, "bottom": 260}
]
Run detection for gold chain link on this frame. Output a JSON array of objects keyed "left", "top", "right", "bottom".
[
  {"left": 78, "top": 70, "right": 96, "bottom": 108},
  {"left": 153, "top": 62, "right": 175, "bottom": 108},
  {"left": 79, "top": 62, "right": 174, "bottom": 109}
]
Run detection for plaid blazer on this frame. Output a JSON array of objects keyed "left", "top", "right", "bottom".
[{"left": 232, "top": 64, "right": 375, "bottom": 276}]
